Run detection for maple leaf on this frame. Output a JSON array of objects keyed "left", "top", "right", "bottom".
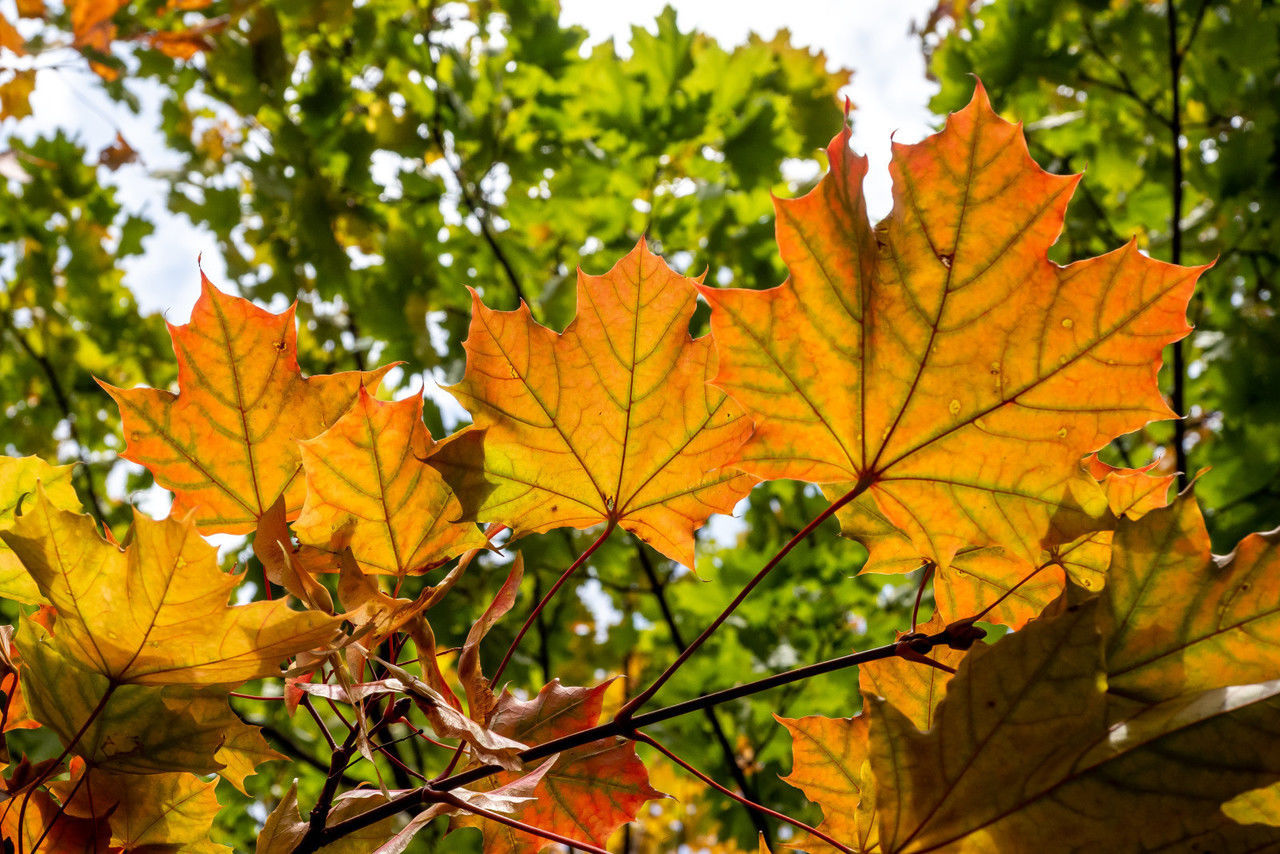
[
  {"left": 701, "top": 83, "right": 1200, "bottom": 571},
  {"left": 431, "top": 241, "right": 757, "bottom": 568},
  {"left": 779, "top": 713, "right": 877, "bottom": 853},
  {"left": 1223, "top": 782, "right": 1280, "bottom": 828},
  {"left": 295, "top": 389, "right": 486, "bottom": 575},
  {"left": 0, "top": 11, "right": 25, "bottom": 55},
  {"left": 0, "top": 788, "right": 108, "bottom": 853},
  {"left": 1105, "top": 492, "right": 1280, "bottom": 703},
  {"left": 839, "top": 456, "right": 1174, "bottom": 628},
  {"left": 67, "top": 0, "right": 125, "bottom": 78},
  {"left": 0, "top": 454, "right": 79, "bottom": 605},
  {"left": 857, "top": 612, "right": 966, "bottom": 731},
  {"left": 102, "top": 273, "right": 393, "bottom": 535},
  {"left": 453, "top": 679, "right": 664, "bottom": 853},
  {"left": 2, "top": 490, "right": 340, "bottom": 686},
  {"left": 62, "top": 770, "right": 230, "bottom": 852},
  {"left": 17, "top": 623, "right": 262, "bottom": 775},
  {"left": 869, "top": 594, "right": 1280, "bottom": 851}
]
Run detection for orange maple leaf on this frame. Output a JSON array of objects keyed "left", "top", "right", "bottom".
[
  {"left": 102, "top": 273, "right": 392, "bottom": 535},
  {"left": 842, "top": 456, "right": 1174, "bottom": 627},
  {"left": 1106, "top": 492, "right": 1280, "bottom": 702},
  {"left": 701, "top": 84, "right": 1201, "bottom": 571},
  {"left": 294, "top": 389, "right": 486, "bottom": 575},
  {"left": 432, "top": 241, "right": 757, "bottom": 567},
  {"left": 779, "top": 713, "right": 877, "bottom": 853}
]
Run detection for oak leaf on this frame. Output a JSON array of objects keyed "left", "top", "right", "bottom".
[
  {"left": 102, "top": 273, "right": 393, "bottom": 535},
  {"left": 295, "top": 389, "right": 486, "bottom": 575},
  {"left": 701, "top": 84, "right": 1200, "bottom": 572},
  {"left": 453, "top": 679, "right": 664, "bottom": 853},
  {"left": 431, "top": 241, "right": 756, "bottom": 567},
  {"left": 2, "top": 490, "right": 340, "bottom": 685}
]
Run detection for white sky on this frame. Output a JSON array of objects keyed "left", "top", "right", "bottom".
[{"left": 4, "top": 0, "right": 940, "bottom": 320}]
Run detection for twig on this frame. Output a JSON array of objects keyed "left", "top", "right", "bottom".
[
  {"left": 618, "top": 477, "right": 872, "bottom": 719},
  {"left": 299, "top": 629, "right": 964, "bottom": 850},
  {"left": 491, "top": 522, "right": 616, "bottom": 684},
  {"left": 634, "top": 540, "right": 772, "bottom": 841},
  {"left": 634, "top": 731, "right": 853, "bottom": 854}
]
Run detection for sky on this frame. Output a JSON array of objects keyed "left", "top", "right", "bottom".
[{"left": 7, "top": 0, "right": 941, "bottom": 320}]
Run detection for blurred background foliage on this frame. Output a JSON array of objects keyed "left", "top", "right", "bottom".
[{"left": 0, "top": 0, "right": 1276, "bottom": 850}]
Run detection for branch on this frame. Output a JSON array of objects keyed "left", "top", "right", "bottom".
[
  {"left": 618, "top": 477, "right": 873, "bottom": 718},
  {"left": 299, "top": 627, "right": 970, "bottom": 850},
  {"left": 1166, "top": 0, "right": 1188, "bottom": 490},
  {"left": 491, "top": 522, "right": 615, "bottom": 684},
  {"left": 634, "top": 731, "right": 852, "bottom": 854},
  {"left": 634, "top": 540, "right": 772, "bottom": 841}
]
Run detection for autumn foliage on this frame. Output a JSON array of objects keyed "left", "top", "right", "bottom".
[{"left": 3, "top": 82, "right": 1279, "bottom": 854}]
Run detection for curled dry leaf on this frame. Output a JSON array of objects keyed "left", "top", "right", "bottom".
[
  {"left": 294, "top": 673, "right": 528, "bottom": 771},
  {"left": 452, "top": 679, "right": 663, "bottom": 854}
]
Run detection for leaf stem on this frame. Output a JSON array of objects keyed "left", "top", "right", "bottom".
[
  {"left": 491, "top": 521, "right": 615, "bottom": 685},
  {"left": 21, "top": 683, "right": 116, "bottom": 854},
  {"left": 634, "top": 731, "right": 853, "bottom": 854},
  {"left": 618, "top": 479, "right": 871, "bottom": 719},
  {"left": 437, "top": 790, "right": 611, "bottom": 854}
]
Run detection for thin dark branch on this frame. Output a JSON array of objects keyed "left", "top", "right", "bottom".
[
  {"left": 1166, "top": 0, "right": 1188, "bottom": 489},
  {"left": 619, "top": 477, "right": 873, "bottom": 718},
  {"left": 253, "top": 721, "right": 365, "bottom": 786},
  {"left": 299, "top": 630, "right": 962, "bottom": 851},
  {"left": 634, "top": 539, "right": 772, "bottom": 842},
  {"left": 635, "top": 732, "right": 852, "bottom": 854}
]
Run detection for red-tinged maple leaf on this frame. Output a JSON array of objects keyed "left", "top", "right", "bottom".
[
  {"left": 431, "top": 241, "right": 757, "bottom": 568},
  {"left": 452, "top": 679, "right": 664, "bottom": 853},
  {"left": 700, "top": 83, "right": 1201, "bottom": 573},
  {"left": 294, "top": 389, "right": 486, "bottom": 575},
  {"left": 102, "top": 273, "right": 392, "bottom": 535}
]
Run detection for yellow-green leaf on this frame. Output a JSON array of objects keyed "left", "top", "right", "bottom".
[{"left": 2, "top": 490, "right": 340, "bottom": 686}]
